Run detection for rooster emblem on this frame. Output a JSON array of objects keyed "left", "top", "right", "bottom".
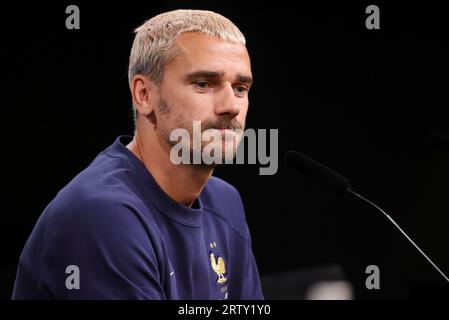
[{"left": 210, "top": 251, "right": 227, "bottom": 284}]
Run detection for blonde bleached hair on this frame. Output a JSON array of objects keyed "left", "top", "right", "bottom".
[{"left": 128, "top": 9, "right": 246, "bottom": 86}]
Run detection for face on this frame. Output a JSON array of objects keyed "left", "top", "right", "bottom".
[{"left": 154, "top": 32, "right": 253, "bottom": 166}]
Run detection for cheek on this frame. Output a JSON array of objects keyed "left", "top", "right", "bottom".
[
  {"left": 238, "top": 101, "right": 249, "bottom": 120},
  {"left": 179, "top": 94, "right": 214, "bottom": 121},
  {"left": 175, "top": 86, "right": 204, "bottom": 107},
  {"left": 162, "top": 110, "right": 187, "bottom": 131},
  {"left": 241, "top": 102, "right": 249, "bottom": 115}
]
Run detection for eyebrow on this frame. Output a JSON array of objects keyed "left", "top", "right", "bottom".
[{"left": 184, "top": 70, "right": 253, "bottom": 86}]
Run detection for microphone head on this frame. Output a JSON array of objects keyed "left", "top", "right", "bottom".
[{"left": 285, "top": 151, "right": 351, "bottom": 196}]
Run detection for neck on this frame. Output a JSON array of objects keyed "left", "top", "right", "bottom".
[{"left": 126, "top": 130, "right": 213, "bottom": 208}]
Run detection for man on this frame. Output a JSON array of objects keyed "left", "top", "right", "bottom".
[{"left": 12, "top": 9, "right": 263, "bottom": 299}]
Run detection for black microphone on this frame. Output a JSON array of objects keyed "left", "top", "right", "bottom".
[
  {"left": 285, "top": 151, "right": 351, "bottom": 196},
  {"left": 285, "top": 150, "right": 449, "bottom": 284}
]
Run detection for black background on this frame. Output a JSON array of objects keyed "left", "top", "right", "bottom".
[{"left": 1, "top": 1, "right": 448, "bottom": 299}]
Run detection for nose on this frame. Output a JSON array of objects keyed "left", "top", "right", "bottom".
[{"left": 214, "top": 83, "right": 240, "bottom": 118}]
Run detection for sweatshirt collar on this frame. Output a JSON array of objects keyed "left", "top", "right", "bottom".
[{"left": 107, "top": 135, "right": 204, "bottom": 227}]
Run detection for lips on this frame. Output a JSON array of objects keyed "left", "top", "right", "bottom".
[{"left": 219, "top": 129, "right": 236, "bottom": 139}]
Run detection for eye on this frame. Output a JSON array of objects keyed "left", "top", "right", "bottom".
[
  {"left": 194, "top": 81, "right": 210, "bottom": 89},
  {"left": 234, "top": 85, "right": 249, "bottom": 96}
]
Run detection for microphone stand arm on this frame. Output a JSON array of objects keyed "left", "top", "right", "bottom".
[{"left": 348, "top": 189, "right": 449, "bottom": 283}]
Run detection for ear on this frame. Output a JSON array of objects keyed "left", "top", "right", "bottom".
[{"left": 130, "top": 75, "right": 157, "bottom": 118}]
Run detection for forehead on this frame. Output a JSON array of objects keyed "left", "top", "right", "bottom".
[{"left": 166, "top": 32, "right": 252, "bottom": 77}]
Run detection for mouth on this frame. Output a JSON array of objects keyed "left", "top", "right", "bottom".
[{"left": 219, "top": 129, "right": 236, "bottom": 140}]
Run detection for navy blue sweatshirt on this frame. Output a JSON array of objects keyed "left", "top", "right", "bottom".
[{"left": 12, "top": 136, "right": 263, "bottom": 299}]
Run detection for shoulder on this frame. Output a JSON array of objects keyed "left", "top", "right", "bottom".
[
  {"left": 201, "top": 176, "right": 250, "bottom": 240},
  {"left": 39, "top": 163, "right": 159, "bottom": 251},
  {"left": 42, "top": 189, "right": 154, "bottom": 247},
  {"left": 43, "top": 150, "right": 150, "bottom": 226},
  {"left": 28, "top": 187, "right": 163, "bottom": 299},
  {"left": 206, "top": 175, "right": 240, "bottom": 194}
]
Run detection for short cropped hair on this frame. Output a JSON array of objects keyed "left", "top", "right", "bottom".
[{"left": 128, "top": 9, "right": 246, "bottom": 86}]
